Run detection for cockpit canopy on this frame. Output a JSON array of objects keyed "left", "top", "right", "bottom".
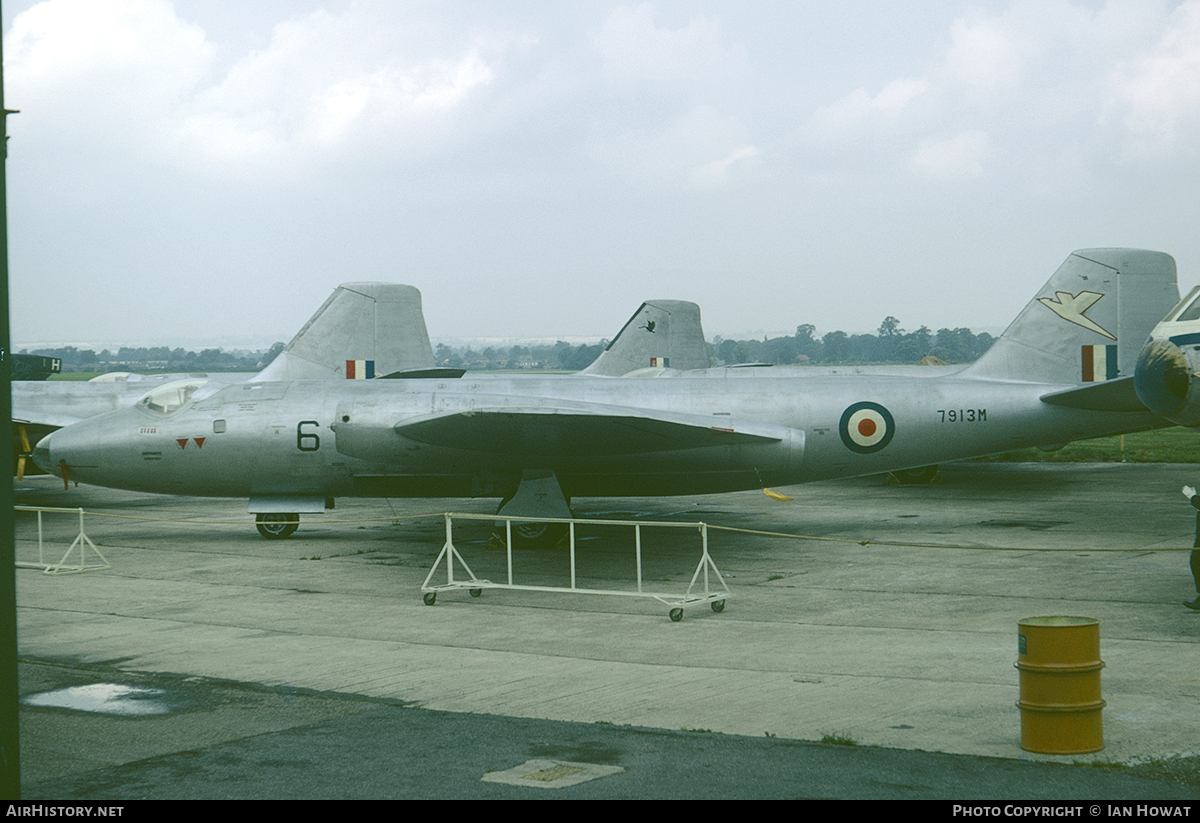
[
  {"left": 1168, "top": 285, "right": 1200, "bottom": 323},
  {"left": 136, "top": 379, "right": 209, "bottom": 414}
]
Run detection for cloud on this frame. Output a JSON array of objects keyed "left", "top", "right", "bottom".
[
  {"left": 173, "top": 9, "right": 506, "bottom": 178},
  {"left": 804, "top": 78, "right": 930, "bottom": 143},
  {"left": 7, "top": 1, "right": 1200, "bottom": 345},
  {"left": 584, "top": 104, "right": 757, "bottom": 193},
  {"left": 577, "top": 4, "right": 759, "bottom": 192},
  {"left": 592, "top": 2, "right": 748, "bottom": 83},
  {"left": 910, "top": 130, "right": 991, "bottom": 180},
  {"left": 5, "top": 0, "right": 213, "bottom": 139},
  {"left": 5, "top": 0, "right": 508, "bottom": 180},
  {"left": 940, "top": 9, "right": 1034, "bottom": 95},
  {"left": 1109, "top": 0, "right": 1200, "bottom": 160},
  {"left": 691, "top": 144, "right": 761, "bottom": 188},
  {"left": 797, "top": 0, "right": 1200, "bottom": 182}
]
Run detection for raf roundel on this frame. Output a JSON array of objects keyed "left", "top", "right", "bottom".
[{"left": 839, "top": 401, "right": 896, "bottom": 454}]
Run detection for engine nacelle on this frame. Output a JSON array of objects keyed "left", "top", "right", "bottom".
[{"left": 1134, "top": 286, "right": 1200, "bottom": 427}]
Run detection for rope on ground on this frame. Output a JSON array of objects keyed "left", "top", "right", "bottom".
[
  {"left": 16, "top": 508, "right": 1193, "bottom": 552},
  {"left": 75, "top": 510, "right": 449, "bottom": 526},
  {"left": 704, "top": 522, "right": 1195, "bottom": 551}
]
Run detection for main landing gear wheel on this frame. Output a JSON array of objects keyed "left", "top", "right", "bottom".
[
  {"left": 893, "top": 465, "right": 940, "bottom": 484},
  {"left": 256, "top": 513, "right": 298, "bottom": 539},
  {"left": 669, "top": 608, "right": 684, "bottom": 622},
  {"left": 506, "top": 521, "right": 568, "bottom": 550},
  {"left": 711, "top": 600, "right": 725, "bottom": 613},
  {"left": 423, "top": 592, "right": 437, "bottom": 606}
]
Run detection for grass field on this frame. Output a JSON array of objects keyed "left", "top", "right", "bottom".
[{"left": 973, "top": 426, "right": 1200, "bottom": 463}]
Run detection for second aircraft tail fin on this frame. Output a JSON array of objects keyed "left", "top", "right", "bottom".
[
  {"left": 579, "top": 300, "right": 710, "bottom": 377},
  {"left": 963, "top": 249, "right": 1178, "bottom": 385},
  {"left": 253, "top": 283, "right": 435, "bottom": 381}
]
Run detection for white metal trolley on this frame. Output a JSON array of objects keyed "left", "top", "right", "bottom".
[
  {"left": 421, "top": 513, "right": 730, "bottom": 621},
  {"left": 14, "top": 505, "right": 109, "bottom": 575}
]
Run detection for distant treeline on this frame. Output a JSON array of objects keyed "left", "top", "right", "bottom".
[
  {"left": 435, "top": 341, "right": 608, "bottom": 371},
  {"left": 713, "top": 320, "right": 995, "bottom": 367},
  {"left": 435, "top": 318, "right": 995, "bottom": 370},
  {"left": 23, "top": 318, "right": 995, "bottom": 374}
]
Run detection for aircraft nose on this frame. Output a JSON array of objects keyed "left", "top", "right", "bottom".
[
  {"left": 31, "top": 431, "right": 59, "bottom": 476},
  {"left": 31, "top": 425, "right": 96, "bottom": 482},
  {"left": 1134, "top": 339, "right": 1191, "bottom": 417}
]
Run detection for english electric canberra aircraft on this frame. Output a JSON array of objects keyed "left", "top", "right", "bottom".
[{"left": 34, "top": 249, "right": 1180, "bottom": 542}]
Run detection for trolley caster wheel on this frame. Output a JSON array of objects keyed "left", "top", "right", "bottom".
[
  {"left": 423, "top": 592, "right": 437, "bottom": 606},
  {"left": 711, "top": 600, "right": 725, "bottom": 613},
  {"left": 669, "top": 608, "right": 683, "bottom": 622},
  {"left": 469, "top": 588, "right": 482, "bottom": 598}
]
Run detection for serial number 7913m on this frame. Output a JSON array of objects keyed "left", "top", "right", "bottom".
[{"left": 938, "top": 409, "right": 987, "bottom": 423}]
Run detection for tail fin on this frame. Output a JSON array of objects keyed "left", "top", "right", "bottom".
[
  {"left": 964, "top": 249, "right": 1178, "bottom": 384},
  {"left": 579, "top": 300, "right": 710, "bottom": 377},
  {"left": 252, "top": 283, "right": 435, "bottom": 381}
]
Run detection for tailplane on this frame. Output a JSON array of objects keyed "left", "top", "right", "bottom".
[
  {"left": 253, "top": 283, "right": 435, "bottom": 381},
  {"left": 579, "top": 300, "right": 710, "bottom": 377},
  {"left": 963, "top": 249, "right": 1178, "bottom": 384}
]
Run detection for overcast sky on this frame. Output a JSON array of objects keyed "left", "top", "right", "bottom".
[{"left": 5, "top": 0, "right": 1200, "bottom": 350}]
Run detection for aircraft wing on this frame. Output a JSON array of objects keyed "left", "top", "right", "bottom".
[{"left": 391, "top": 402, "right": 786, "bottom": 456}]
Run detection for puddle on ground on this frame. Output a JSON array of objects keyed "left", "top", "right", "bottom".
[
  {"left": 22, "top": 683, "right": 171, "bottom": 716},
  {"left": 980, "top": 519, "right": 1068, "bottom": 530}
]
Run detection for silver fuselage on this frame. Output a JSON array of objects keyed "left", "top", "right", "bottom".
[{"left": 36, "top": 371, "right": 1158, "bottom": 501}]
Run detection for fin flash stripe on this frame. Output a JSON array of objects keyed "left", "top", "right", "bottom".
[
  {"left": 1081, "top": 345, "right": 1118, "bottom": 382},
  {"left": 346, "top": 360, "right": 375, "bottom": 379}
]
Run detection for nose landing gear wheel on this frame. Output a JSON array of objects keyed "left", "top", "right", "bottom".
[
  {"left": 669, "top": 608, "right": 684, "bottom": 622},
  {"left": 256, "top": 513, "right": 298, "bottom": 539}
]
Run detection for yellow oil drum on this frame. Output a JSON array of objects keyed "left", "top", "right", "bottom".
[{"left": 1016, "top": 616, "right": 1105, "bottom": 754}]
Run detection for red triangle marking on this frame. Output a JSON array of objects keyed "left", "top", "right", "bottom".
[
  {"left": 176, "top": 439, "right": 188, "bottom": 450},
  {"left": 194, "top": 437, "right": 206, "bottom": 449}
]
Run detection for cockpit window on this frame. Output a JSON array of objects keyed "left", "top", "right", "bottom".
[
  {"left": 1174, "top": 288, "right": 1200, "bottom": 322},
  {"left": 136, "top": 379, "right": 208, "bottom": 415}
]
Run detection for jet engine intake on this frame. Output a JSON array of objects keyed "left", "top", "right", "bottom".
[{"left": 1134, "top": 338, "right": 1200, "bottom": 425}]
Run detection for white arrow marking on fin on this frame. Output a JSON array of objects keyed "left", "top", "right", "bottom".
[{"left": 1036, "top": 291, "right": 1116, "bottom": 340}]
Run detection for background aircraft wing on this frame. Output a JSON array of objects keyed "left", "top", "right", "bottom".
[{"left": 12, "top": 409, "right": 88, "bottom": 429}]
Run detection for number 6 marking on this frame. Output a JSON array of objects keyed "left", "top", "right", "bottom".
[{"left": 297, "top": 420, "right": 320, "bottom": 451}]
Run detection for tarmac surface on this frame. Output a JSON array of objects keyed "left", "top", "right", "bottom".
[{"left": 11, "top": 462, "right": 1200, "bottom": 799}]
